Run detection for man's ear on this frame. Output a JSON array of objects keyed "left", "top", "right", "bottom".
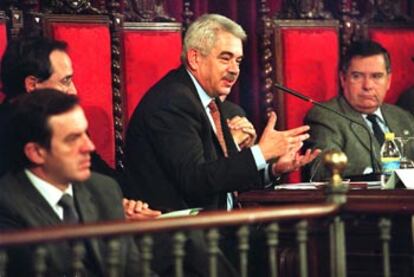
[
  {"left": 339, "top": 72, "right": 346, "bottom": 89},
  {"left": 186, "top": 49, "right": 199, "bottom": 71},
  {"left": 24, "top": 142, "right": 46, "bottom": 165},
  {"left": 24, "top": 76, "right": 39, "bottom": 93}
]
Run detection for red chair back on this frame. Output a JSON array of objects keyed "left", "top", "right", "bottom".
[{"left": 273, "top": 20, "right": 340, "bottom": 183}]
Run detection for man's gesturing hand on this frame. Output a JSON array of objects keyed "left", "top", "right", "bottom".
[{"left": 258, "top": 112, "right": 310, "bottom": 161}]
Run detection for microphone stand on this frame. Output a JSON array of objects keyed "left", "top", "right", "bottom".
[{"left": 274, "top": 83, "right": 380, "bottom": 181}]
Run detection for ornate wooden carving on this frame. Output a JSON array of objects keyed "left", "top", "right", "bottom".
[
  {"left": 22, "top": 0, "right": 39, "bottom": 12},
  {"left": 106, "top": 0, "right": 126, "bottom": 171},
  {"left": 258, "top": 0, "right": 275, "bottom": 123},
  {"left": 182, "top": 0, "right": 194, "bottom": 33},
  {"left": 124, "top": 0, "right": 175, "bottom": 22},
  {"left": 41, "top": 0, "right": 102, "bottom": 15},
  {"left": 359, "top": 0, "right": 413, "bottom": 23},
  {"left": 2, "top": 2, "right": 24, "bottom": 39},
  {"left": 277, "top": 0, "right": 332, "bottom": 19},
  {"left": 339, "top": 0, "right": 362, "bottom": 56}
]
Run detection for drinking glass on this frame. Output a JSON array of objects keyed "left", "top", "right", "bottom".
[{"left": 395, "top": 136, "right": 414, "bottom": 169}]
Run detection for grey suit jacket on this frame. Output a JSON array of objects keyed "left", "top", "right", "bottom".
[
  {"left": 304, "top": 95, "right": 414, "bottom": 181},
  {"left": 0, "top": 171, "right": 141, "bottom": 277}
]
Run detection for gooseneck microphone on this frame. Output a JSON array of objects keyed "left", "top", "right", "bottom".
[{"left": 274, "top": 83, "right": 379, "bottom": 180}]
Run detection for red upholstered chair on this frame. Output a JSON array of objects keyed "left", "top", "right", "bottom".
[
  {"left": 0, "top": 13, "right": 7, "bottom": 102},
  {"left": 368, "top": 27, "right": 414, "bottom": 104},
  {"left": 121, "top": 22, "right": 182, "bottom": 125},
  {"left": 43, "top": 15, "right": 115, "bottom": 167},
  {"left": 272, "top": 20, "right": 340, "bottom": 183}
]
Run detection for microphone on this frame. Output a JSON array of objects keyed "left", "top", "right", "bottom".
[{"left": 274, "top": 83, "right": 380, "bottom": 181}]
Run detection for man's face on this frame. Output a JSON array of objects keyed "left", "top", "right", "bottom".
[
  {"left": 35, "top": 50, "right": 77, "bottom": 95},
  {"left": 37, "top": 106, "right": 95, "bottom": 187},
  {"left": 192, "top": 31, "right": 243, "bottom": 98},
  {"left": 340, "top": 54, "right": 391, "bottom": 114}
]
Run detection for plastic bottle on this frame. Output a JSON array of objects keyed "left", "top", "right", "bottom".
[{"left": 380, "top": 132, "right": 401, "bottom": 189}]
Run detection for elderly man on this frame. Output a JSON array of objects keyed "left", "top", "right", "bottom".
[
  {"left": 124, "top": 13, "right": 319, "bottom": 212},
  {"left": 0, "top": 89, "right": 142, "bottom": 276},
  {"left": 304, "top": 40, "right": 414, "bottom": 181}
]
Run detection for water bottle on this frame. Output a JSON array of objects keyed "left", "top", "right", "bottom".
[{"left": 380, "top": 132, "right": 401, "bottom": 189}]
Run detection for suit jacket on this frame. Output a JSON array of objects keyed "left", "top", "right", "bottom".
[
  {"left": 221, "top": 100, "right": 247, "bottom": 119},
  {"left": 304, "top": 95, "right": 414, "bottom": 181},
  {"left": 0, "top": 171, "right": 141, "bottom": 277},
  {"left": 396, "top": 86, "right": 414, "bottom": 116},
  {"left": 124, "top": 66, "right": 263, "bottom": 211}
]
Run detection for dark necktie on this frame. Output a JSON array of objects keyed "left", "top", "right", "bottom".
[
  {"left": 366, "top": 114, "right": 385, "bottom": 146},
  {"left": 58, "top": 194, "right": 79, "bottom": 224},
  {"left": 208, "top": 100, "right": 228, "bottom": 157},
  {"left": 58, "top": 194, "right": 100, "bottom": 275}
]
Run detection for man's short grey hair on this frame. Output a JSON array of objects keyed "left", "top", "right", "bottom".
[{"left": 181, "top": 14, "right": 247, "bottom": 64}]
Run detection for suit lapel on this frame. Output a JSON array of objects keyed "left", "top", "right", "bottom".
[
  {"left": 383, "top": 105, "right": 411, "bottom": 137},
  {"left": 14, "top": 171, "right": 62, "bottom": 226},
  {"left": 73, "top": 183, "right": 105, "bottom": 270},
  {"left": 338, "top": 97, "right": 381, "bottom": 166}
]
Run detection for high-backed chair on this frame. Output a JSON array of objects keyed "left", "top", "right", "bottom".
[
  {"left": 272, "top": 20, "right": 340, "bottom": 183},
  {"left": 0, "top": 12, "right": 7, "bottom": 101},
  {"left": 368, "top": 25, "right": 414, "bottom": 104},
  {"left": 43, "top": 15, "right": 116, "bottom": 168},
  {"left": 121, "top": 22, "right": 182, "bottom": 125}
]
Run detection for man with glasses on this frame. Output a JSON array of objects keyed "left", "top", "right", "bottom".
[{"left": 304, "top": 40, "right": 414, "bottom": 181}]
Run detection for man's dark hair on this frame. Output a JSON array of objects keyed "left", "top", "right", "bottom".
[
  {"left": 341, "top": 40, "right": 391, "bottom": 74},
  {"left": 0, "top": 36, "right": 68, "bottom": 100},
  {"left": 11, "top": 89, "right": 79, "bottom": 169}
]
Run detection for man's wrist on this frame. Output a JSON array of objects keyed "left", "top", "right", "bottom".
[{"left": 268, "top": 162, "right": 281, "bottom": 184}]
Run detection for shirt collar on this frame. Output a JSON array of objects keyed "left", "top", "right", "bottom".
[
  {"left": 186, "top": 69, "right": 214, "bottom": 109},
  {"left": 25, "top": 169, "right": 73, "bottom": 209},
  {"left": 362, "top": 107, "right": 385, "bottom": 123}
]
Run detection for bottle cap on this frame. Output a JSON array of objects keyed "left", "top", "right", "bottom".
[{"left": 384, "top": 132, "right": 395, "bottom": 140}]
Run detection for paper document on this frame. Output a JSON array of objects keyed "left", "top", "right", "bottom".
[
  {"left": 158, "top": 208, "right": 203, "bottom": 219},
  {"left": 392, "top": 169, "right": 414, "bottom": 189},
  {"left": 274, "top": 183, "right": 319, "bottom": 190}
]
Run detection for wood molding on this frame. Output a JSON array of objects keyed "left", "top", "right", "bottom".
[{"left": 124, "top": 0, "right": 175, "bottom": 22}]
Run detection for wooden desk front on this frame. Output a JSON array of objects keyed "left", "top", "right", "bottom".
[{"left": 239, "top": 188, "right": 414, "bottom": 277}]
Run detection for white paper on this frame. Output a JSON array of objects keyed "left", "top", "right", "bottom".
[
  {"left": 157, "top": 208, "right": 202, "bottom": 219},
  {"left": 395, "top": 169, "right": 414, "bottom": 189},
  {"left": 274, "top": 183, "right": 318, "bottom": 190}
]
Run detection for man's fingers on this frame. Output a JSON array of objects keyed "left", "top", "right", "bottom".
[
  {"left": 283, "top": 125, "right": 310, "bottom": 137},
  {"left": 288, "top": 133, "right": 310, "bottom": 144},
  {"left": 263, "top": 112, "right": 277, "bottom": 133}
]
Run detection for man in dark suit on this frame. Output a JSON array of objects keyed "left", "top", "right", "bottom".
[
  {"left": 0, "top": 89, "right": 142, "bottom": 276},
  {"left": 123, "top": 13, "right": 319, "bottom": 212},
  {"left": 304, "top": 40, "right": 414, "bottom": 181},
  {"left": 0, "top": 36, "right": 161, "bottom": 220},
  {"left": 0, "top": 36, "right": 112, "bottom": 177}
]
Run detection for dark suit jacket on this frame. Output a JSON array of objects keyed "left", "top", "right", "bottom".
[
  {"left": 396, "top": 86, "right": 414, "bottom": 116},
  {"left": 304, "top": 95, "right": 414, "bottom": 181},
  {"left": 124, "top": 66, "right": 264, "bottom": 211},
  {"left": 221, "top": 100, "right": 246, "bottom": 119},
  {"left": 0, "top": 171, "right": 141, "bottom": 277}
]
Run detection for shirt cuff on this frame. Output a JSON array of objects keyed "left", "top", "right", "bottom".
[{"left": 251, "top": 145, "right": 267, "bottom": 171}]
